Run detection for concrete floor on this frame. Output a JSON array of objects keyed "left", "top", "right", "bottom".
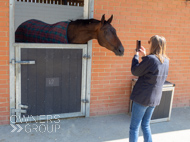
[{"left": 0, "top": 107, "right": 190, "bottom": 142}]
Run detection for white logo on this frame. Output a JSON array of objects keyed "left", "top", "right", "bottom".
[
  {"left": 11, "top": 124, "right": 23, "bottom": 132},
  {"left": 10, "top": 115, "right": 61, "bottom": 133}
]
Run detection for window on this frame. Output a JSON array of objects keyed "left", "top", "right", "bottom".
[{"left": 15, "top": 0, "right": 84, "bottom": 6}]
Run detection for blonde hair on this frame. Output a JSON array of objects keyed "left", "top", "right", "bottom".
[{"left": 149, "top": 35, "right": 169, "bottom": 63}]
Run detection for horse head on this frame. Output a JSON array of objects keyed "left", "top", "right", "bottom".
[{"left": 97, "top": 14, "right": 124, "bottom": 56}]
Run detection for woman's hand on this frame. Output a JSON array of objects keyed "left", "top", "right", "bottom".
[
  {"left": 139, "top": 46, "right": 146, "bottom": 57},
  {"left": 134, "top": 49, "right": 139, "bottom": 56}
]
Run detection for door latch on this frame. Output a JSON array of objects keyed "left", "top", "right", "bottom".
[
  {"left": 10, "top": 59, "right": 35, "bottom": 65},
  {"left": 83, "top": 54, "right": 91, "bottom": 59},
  {"left": 81, "top": 99, "right": 89, "bottom": 103},
  {"left": 11, "top": 108, "right": 27, "bottom": 115},
  {"left": 19, "top": 104, "right": 28, "bottom": 109}
]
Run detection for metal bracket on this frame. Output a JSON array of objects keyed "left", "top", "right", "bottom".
[
  {"left": 11, "top": 108, "right": 27, "bottom": 115},
  {"left": 19, "top": 104, "right": 28, "bottom": 109},
  {"left": 81, "top": 99, "right": 89, "bottom": 103},
  {"left": 10, "top": 59, "right": 35, "bottom": 65},
  {"left": 83, "top": 54, "right": 91, "bottom": 59}
]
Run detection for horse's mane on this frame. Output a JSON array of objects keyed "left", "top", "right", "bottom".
[
  {"left": 70, "top": 19, "right": 110, "bottom": 26},
  {"left": 70, "top": 19, "right": 99, "bottom": 25}
]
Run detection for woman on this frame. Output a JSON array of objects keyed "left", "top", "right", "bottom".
[{"left": 129, "top": 35, "right": 169, "bottom": 142}]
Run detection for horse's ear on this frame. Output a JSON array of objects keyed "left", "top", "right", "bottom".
[
  {"left": 107, "top": 15, "right": 113, "bottom": 24},
  {"left": 101, "top": 14, "right": 105, "bottom": 25}
]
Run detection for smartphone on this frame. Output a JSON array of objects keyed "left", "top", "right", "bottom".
[{"left": 136, "top": 40, "right": 141, "bottom": 52}]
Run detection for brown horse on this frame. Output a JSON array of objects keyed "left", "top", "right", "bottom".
[
  {"left": 68, "top": 15, "right": 124, "bottom": 56},
  {"left": 15, "top": 14, "right": 124, "bottom": 56}
]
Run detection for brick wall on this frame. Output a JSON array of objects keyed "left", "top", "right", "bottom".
[
  {"left": 0, "top": 0, "right": 9, "bottom": 125},
  {"left": 90, "top": 0, "right": 190, "bottom": 116}
]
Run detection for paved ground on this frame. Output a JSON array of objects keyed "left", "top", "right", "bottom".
[{"left": 0, "top": 107, "right": 189, "bottom": 142}]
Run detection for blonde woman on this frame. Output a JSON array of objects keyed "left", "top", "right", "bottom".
[{"left": 129, "top": 35, "right": 169, "bottom": 142}]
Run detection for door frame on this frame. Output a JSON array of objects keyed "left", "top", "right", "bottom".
[{"left": 9, "top": 0, "right": 94, "bottom": 124}]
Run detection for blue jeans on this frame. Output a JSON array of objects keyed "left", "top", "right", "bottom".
[{"left": 129, "top": 101, "right": 155, "bottom": 142}]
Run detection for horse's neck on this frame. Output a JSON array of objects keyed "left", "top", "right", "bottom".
[{"left": 67, "top": 22, "right": 98, "bottom": 44}]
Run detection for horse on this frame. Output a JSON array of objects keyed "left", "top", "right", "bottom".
[{"left": 15, "top": 14, "right": 124, "bottom": 56}]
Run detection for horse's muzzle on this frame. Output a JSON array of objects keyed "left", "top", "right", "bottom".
[{"left": 115, "top": 46, "right": 124, "bottom": 56}]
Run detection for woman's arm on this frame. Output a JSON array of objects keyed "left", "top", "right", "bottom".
[
  {"left": 131, "top": 46, "right": 152, "bottom": 76},
  {"left": 131, "top": 55, "right": 151, "bottom": 76}
]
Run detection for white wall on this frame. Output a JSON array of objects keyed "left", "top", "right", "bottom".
[{"left": 15, "top": 1, "right": 84, "bottom": 30}]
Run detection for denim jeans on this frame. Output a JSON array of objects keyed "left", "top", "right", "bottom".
[{"left": 129, "top": 101, "right": 155, "bottom": 142}]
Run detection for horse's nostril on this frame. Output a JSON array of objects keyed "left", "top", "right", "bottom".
[{"left": 117, "top": 47, "right": 124, "bottom": 56}]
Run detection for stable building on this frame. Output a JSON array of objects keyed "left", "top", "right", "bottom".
[{"left": 0, "top": 0, "right": 190, "bottom": 125}]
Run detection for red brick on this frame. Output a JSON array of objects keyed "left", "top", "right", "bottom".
[
  {"left": 0, "top": 55, "right": 9, "bottom": 60},
  {"left": 95, "top": 1, "right": 108, "bottom": 6},
  {"left": 0, "top": 60, "right": 7, "bottom": 65},
  {"left": 0, "top": 121, "right": 9, "bottom": 125},
  {"left": 0, "top": 97, "right": 7, "bottom": 102},
  {"left": 96, "top": 9, "right": 108, "bottom": 15},
  {"left": 0, "top": 75, "right": 8, "bottom": 79},
  {"left": 0, "top": 94, "right": 9, "bottom": 97},
  {"left": 92, "top": 84, "right": 104, "bottom": 89},
  {"left": 98, "top": 96, "right": 109, "bottom": 100},
  {"left": 0, "top": 107, "right": 7, "bottom": 112},
  {"left": 103, "top": 5, "right": 115, "bottom": 10},
  {"left": 0, "top": 111, "right": 9, "bottom": 115},
  {"left": 0, "top": 32, "right": 7, "bottom": 37},
  {"left": 0, "top": 36, "right": 9, "bottom": 41},
  {"left": 109, "top": 2, "right": 120, "bottom": 7},
  {"left": 0, "top": 80, "right": 7, "bottom": 84},
  {"left": 0, "top": 0, "right": 9, "bottom": 125},
  {"left": 0, "top": 12, "right": 7, "bottom": 17},
  {"left": 0, "top": 84, "right": 9, "bottom": 89},
  {"left": 0, "top": 88, "right": 7, "bottom": 94},
  {"left": 92, "top": 68, "right": 105, "bottom": 72},
  {"left": 0, "top": 116, "right": 8, "bottom": 121}
]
